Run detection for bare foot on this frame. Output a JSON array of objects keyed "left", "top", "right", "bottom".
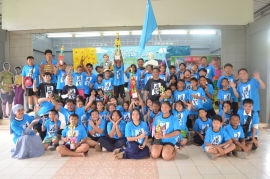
[
  {"left": 77, "top": 153, "right": 85, "bottom": 157},
  {"left": 61, "top": 154, "right": 66, "bottom": 157}
]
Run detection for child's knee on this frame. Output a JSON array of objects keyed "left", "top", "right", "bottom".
[
  {"left": 151, "top": 152, "right": 160, "bottom": 159},
  {"left": 162, "top": 153, "right": 174, "bottom": 161}
]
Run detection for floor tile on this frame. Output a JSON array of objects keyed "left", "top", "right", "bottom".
[
  {"left": 211, "top": 159, "right": 233, "bottom": 167},
  {"left": 201, "top": 175, "right": 225, "bottom": 179},
  {"left": 158, "top": 167, "right": 179, "bottom": 176},
  {"left": 180, "top": 175, "right": 203, "bottom": 179},
  {"left": 216, "top": 166, "right": 241, "bottom": 174},
  {"left": 34, "top": 167, "right": 61, "bottom": 176},
  {"left": 175, "top": 159, "right": 195, "bottom": 167},
  {"left": 43, "top": 160, "right": 67, "bottom": 167},
  {"left": 159, "top": 175, "right": 181, "bottom": 179},
  {"left": 26, "top": 160, "right": 50, "bottom": 168},
  {"left": 30, "top": 175, "right": 55, "bottom": 179},
  {"left": 8, "top": 160, "right": 33, "bottom": 167},
  {"left": 254, "top": 164, "right": 270, "bottom": 173},
  {"left": 197, "top": 166, "right": 221, "bottom": 175},
  {"left": 0, "top": 175, "right": 13, "bottom": 179},
  {"left": 227, "top": 158, "right": 253, "bottom": 166},
  {"left": 176, "top": 166, "right": 200, "bottom": 175},
  {"left": 192, "top": 159, "right": 214, "bottom": 167},
  {"left": 157, "top": 159, "right": 176, "bottom": 167},
  {"left": 10, "top": 174, "right": 33, "bottom": 179},
  {"left": 223, "top": 174, "right": 248, "bottom": 179},
  {"left": 0, "top": 167, "right": 23, "bottom": 176},
  {"left": 244, "top": 173, "right": 270, "bottom": 179},
  {"left": 236, "top": 165, "right": 262, "bottom": 174}
]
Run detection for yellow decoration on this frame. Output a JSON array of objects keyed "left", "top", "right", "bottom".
[{"left": 73, "top": 48, "right": 98, "bottom": 69}]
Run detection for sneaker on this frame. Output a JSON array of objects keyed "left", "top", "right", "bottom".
[
  {"left": 26, "top": 109, "right": 33, "bottom": 113},
  {"left": 233, "top": 151, "right": 247, "bottom": 159},
  {"left": 115, "top": 151, "right": 125, "bottom": 159},
  {"left": 207, "top": 153, "right": 215, "bottom": 160},
  {"left": 95, "top": 144, "right": 102, "bottom": 151},
  {"left": 113, "top": 148, "right": 121, "bottom": 155}
]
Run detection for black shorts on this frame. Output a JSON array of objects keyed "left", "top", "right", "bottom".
[
  {"left": 88, "top": 135, "right": 100, "bottom": 142},
  {"left": 161, "top": 142, "right": 175, "bottom": 147},
  {"left": 114, "top": 85, "right": 125, "bottom": 98},
  {"left": 25, "top": 88, "right": 38, "bottom": 96}
]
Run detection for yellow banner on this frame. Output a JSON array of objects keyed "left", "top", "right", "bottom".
[{"left": 73, "top": 48, "right": 98, "bottom": 68}]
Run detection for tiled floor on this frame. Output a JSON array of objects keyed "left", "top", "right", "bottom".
[{"left": 0, "top": 128, "right": 270, "bottom": 179}]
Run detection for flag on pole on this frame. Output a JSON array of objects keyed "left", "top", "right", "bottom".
[{"left": 137, "top": 0, "right": 157, "bottom": 57}]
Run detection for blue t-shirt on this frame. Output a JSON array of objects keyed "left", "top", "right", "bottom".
[
  {"left": 62, "top": 124, "right": 87, "bottom": 143},
  {"left": 40, "top": 60, "right": 58, "bottom": 83},
  {"left": 237, "top": 109, "right": 259, "bottom": 137},
  {"left": 188, "top": 87, "right": 206, "bottom": 114},
  {"left": 56, "top": 69, "right": 67, "bottom": 90},
  {"left": 185, "top": 80, "right": 191, "bottom": 90},
  {"left": 218, "top": 88, "right": 234, "bottom": 111},
  {"left": 72, "top": 72, "right": 86, "bottom": 90},
  {"left": 125, "top": 121, "right": 149, "bottom": 145},
  {"left": 173, "top": 89, "right": 188, "bottom": 102},
  {"left": 116, "top": 106, "right": 124, "bottom": 113},
  {"left": 10, "top": 114, "right": 35, "bottom": 144},
  {"left": 201, "top": 84, "right": 214, "bottom": 110},
  {"left": 126, "top": 71, "right": 141, "bottom": 90},
  {"left": 218, "top": 110, "right": 232, "bottom": 127},
  {"left": 99, "top": 110, "right": 108, "bottom": 121},
  {"left": 80, "top": 113, "right": 89, "bottom": 132},
  {"left": 59, "top": 106, "right": 85, "bottom": 125},
  {"left": 84, "top": 73, "right": 97, "bottom": 95},
  {"left": 217, "top": 75, "right": 238, "bottom": 103},
  {"left": 122, "top": 111, "right": 131, "bottom": 123},
  {"left": 225, "top": 124, "right": 245, "bottom": 141},
  {"left": 199, "top": 65, "right": 216, "bottom": 80},
  {"left": 172, "top": 109, "right": 189, "bottom": 134},
  {"left": 203, "top": 126, "right": 231, "bottom": 148},
  {"left": 22, "top": 64, "right": 40, "bottom": 88},
  {"left": 237, "top": 78, "right": 261, "bottom": 111},
  {"left": 137, "top": 67, "right": 145, "bottom": 90},
  {"left": 113, "top": 64, "right": 125, "bottom": 86},
  {"left": 143, "top": 72, "right": 153, "bottom": 86},
  {"left": 193, "top": 118, "right": 212, "bottom": 135},
  {"left": 149, "top": 111, "right": 161, "bottom": 122},
  {"left": 153, "top": 114, "right": 181, "bottom": 145},
  {"left": 160, "top": 98, "right": 173, "bottom": 105},
  {"left": 87, "top": 119, "right": 106, "bottom": 137},
  {"left": 107, "top": 120, "right": 126, "bottom": 139},
  {"left": 159, "top": 74, "right": 167, "bottom": 82},
  {"left": 103, "top": 78, "right": 114, "bottom": 92},
  {"left": 93, "top": 81, "right": 104, "bottom": 90},
  {"left": 44, "top": 119, "right": 61, "bottom": 139},
  {"left": 191, "top": 73, "right": 199, "bottom": 79}
]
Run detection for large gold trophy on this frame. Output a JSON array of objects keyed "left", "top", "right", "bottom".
[
  {"left": 114, "top": 32, "right": 121, "bottom": 60},
  {"left": 153, "top": 120, "right": 162, "bottom": 145}
]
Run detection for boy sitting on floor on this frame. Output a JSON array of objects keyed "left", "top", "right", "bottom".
[
  {"left": 225, "top": 114, "right": 253, "bottom": 159},
  {"left": 203, "top": 115, "right": 235, "bottom": 160}
]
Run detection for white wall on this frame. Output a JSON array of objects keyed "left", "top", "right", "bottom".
[
  {"left": 2, "top": 0, "right": 253, "bottom": 31},
  {"left": 0, "top": 29, "right": 7, "bottom": 71},
  {"left": 246, "top": 14, "right": 270, "bottom": 124}
]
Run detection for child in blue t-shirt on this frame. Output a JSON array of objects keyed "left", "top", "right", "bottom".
[
  {"left": 56, "top": 62, "right": 68, "bottom": 97},
  {"left": 225, "top": 114, "right": 251, "bottom": 159},
  {"left": 71, "top": 65, "right": 87, "bottom": 97},
  {"left": 42, "top": 109, "right": 61, "bottom": 150},
  {"left": 203, "top": 115, "right": 235, "bottom": 160},
  {"left": 93, "top": 74, "right": 104, "bottom": 91},
  {"left": 95, "top": 89, "right": 105, "bottom": 103},
  {"left": 199, "top": 76, "right": 216, "bottom": 118},
  {"left": 122, "top": 102, "right": 131, "bottom": 123},
  {"left": 147, "top": 101, "right": 161, "bottom": 130},
  {"left": 237, "top": 98, "right": 259, "bottom": 150},
  {"left": 159, "top": 65, "right": 167, "bottom": 82},
  {"left": 141, "top": 64, "right": 153, "bottom": 91},
  {"left": 87, "top": 110, "right": 107, "bottom": 151},
  {"left": 113, "top": 108, "right": 150, "bottom": 159},
  {"left": 159, "top": 88, "right": 173, "bottom": 105},
  {"left": 218, "top": 101, "right": 233, "bottom": 127},
  {"left": 193, "top": 108, "right": 212, "bottom": 146},
  {"left": 172, "top": 100, "right": 192, "bottom": 147},
  {"left": 103, "top": 70, "right": 114, "bottom": 99},
  {"left": 173, "top": 79, "right": 188, "bottom": 102},
  {"left": 113, "top": 56, "right": 125, "bottom": 104},
  {"left": 151, "top": 101, "right": 181, "bottom": 161},
  {"left": 98, "top": 110, "right": 127, "bottom": 152},
  {"left": 96, "top": 101, "right": 108, "bottom": 121},
  {"left": 183, "top": 70, "right": 192, "bottom": 90},
  {"left": 218, "top": 78, "right": 234, "bottom": 111}
]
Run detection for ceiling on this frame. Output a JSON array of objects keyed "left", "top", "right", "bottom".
[{"left": 0, "top": 1, "right": 269, "bottom": 28}]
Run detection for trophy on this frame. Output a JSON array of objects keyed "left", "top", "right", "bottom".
[
  {"left": 40, "top": 63, "right": 54, "bottom": 74},
  {"left": 58, "top": 46, "right": 65, "bottom": 65},
  {"left": 159, "top": 86, "right": 167, "bottom": 99},
  {"left": 68, "top": 125, "right": 77, "bottom": 151},
  {"left": 114, "top": 32, "right": 121, "bottom": 60},
  {"left": 130, "top": 69, "right": 138, "bottom": 98},
  {"left": 153, "top": 120, "right": 162, "bottom": 145}
]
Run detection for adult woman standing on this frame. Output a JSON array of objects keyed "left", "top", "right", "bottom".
[{"left": 10, "top": 104, "right": 44, "bottom": 159}]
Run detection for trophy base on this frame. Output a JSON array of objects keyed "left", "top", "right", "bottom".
[
  {"left": 153, "top": 138, "right": 161, "bottom": 145},
  {"left": 132, "top": 93, "right": 138, "bottom": 98},
  {"left": 115, "top": 55, "right": 121, "bottom": 60}
]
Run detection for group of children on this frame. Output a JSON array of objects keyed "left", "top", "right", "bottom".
[{"left": 10, "top": 53, "right": 263, "bottom": 161}]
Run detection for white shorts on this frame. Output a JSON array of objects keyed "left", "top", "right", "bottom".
[{"left": 204, "top": 144, "right": 230, "bottom": 152}]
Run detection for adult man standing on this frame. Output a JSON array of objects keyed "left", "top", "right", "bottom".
[
  {"left": 199, "top": 56, "right": 215, "bottom": 80},
  {"left": 231, "top": 68, "right": 265, "bottom": 113},
  {"left": 145, "top": 67, "right": 167, "bottom": 102},
  {"left": 40, "top": 49, "right": 58, "bottom": 84},
  {"left": 0, "top": 62, "right": 14, "bottom": 118}
]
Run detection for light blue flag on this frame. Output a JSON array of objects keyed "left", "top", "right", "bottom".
[{"left": 138, "top": 0, "right": 157, "bottom": 57}]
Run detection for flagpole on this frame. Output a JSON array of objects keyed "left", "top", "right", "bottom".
[{"left": 156, "top": 28, "right": 170, "bottom": 72}]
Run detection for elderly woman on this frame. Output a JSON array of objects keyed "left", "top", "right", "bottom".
[{"left": 10, "top": 104, "right": 44, "bottom": 159}]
